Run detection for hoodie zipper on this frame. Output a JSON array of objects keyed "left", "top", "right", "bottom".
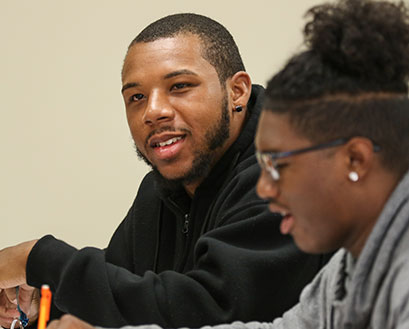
[
  {"left": 182, "top": 213, "right": 190, "bottom": 234},
  {"left": 164, "top": 197, "right": 192, "bottom": 271}
]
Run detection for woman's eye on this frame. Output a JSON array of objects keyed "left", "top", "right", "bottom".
[
  {"left": 275, "top": 163, "right": 289, "bottom": 172},
  {"left": 130, "top": 94, "right": 144, "bottom": 102}
]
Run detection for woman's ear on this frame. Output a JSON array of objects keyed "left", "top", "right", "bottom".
[
  {"left": 344, "top": 137, "right": 376, "bottom": 182},
  {"left": 227, "top": 71, "right": 252, "bottom": 111}
]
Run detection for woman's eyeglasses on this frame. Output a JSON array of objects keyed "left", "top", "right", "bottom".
[{"left": 256, "top": 138, "right": 381, "bottom": 181}]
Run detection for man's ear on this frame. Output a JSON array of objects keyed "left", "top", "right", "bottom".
[{"left": 227, "top": 71, "right": 252, "bottom": 111}]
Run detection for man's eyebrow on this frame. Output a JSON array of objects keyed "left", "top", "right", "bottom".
[
  {"left": 121, "top": 82, "right": 140, "bottom": 94},
  {"left": 164, "top": 69, "right": 198, "bottom": 79},
  {"left": 121, "top": 70, "right": 197, "bottom": 93}
]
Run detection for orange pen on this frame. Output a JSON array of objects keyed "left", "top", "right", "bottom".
[{"left": 37, "top": 285, "right": 52, "bottom": 329}]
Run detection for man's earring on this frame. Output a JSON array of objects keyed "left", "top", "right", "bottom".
[
  {"left": 348, "top": 171, "right": 359, "bottom": 182},
  {"left": 234, "top": 105, "right": 243, "bottom": 112}
]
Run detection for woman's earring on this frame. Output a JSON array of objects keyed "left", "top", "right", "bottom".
[
  {"left": 234, "top": 105, "right": 243, "bottom": 112},
  {"left": 348, "top": 171, "right": 359, "bottom": 182}
]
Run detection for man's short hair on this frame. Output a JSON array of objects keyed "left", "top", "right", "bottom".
[{"left": 128, "top": 13, "right": 246, "bottom": 83}]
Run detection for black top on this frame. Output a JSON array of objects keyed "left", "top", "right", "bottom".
[{"left": 26, "top": 85, "right": 329, "bottom": 328}]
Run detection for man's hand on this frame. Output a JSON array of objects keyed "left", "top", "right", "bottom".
[
  {"left": 0, "top": 286, "right": 40, "bottom": 328},
  {"left": 0, "top": 240, "right": 38, "bottom": 289},
  {"left": 0, "top": 288, "right": 20, "bottom": 328},
  {"left": 0, "top": 240, "right": 39, "bottom": 328},
  {"left": 47, "top": 315, "right": 96, "bottom": 329}
]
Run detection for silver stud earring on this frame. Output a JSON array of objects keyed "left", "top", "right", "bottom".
[{"left": 348, "top": 171, "right": 359, "bottom": 182}]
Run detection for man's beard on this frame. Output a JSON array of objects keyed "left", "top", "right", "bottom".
[{"left": 135, "top": 96, "right": 230, "bottom": 192}]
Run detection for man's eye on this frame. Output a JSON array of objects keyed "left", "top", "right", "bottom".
[
  {"left": 171, "top": 83, "right": 191, "bottom": 90},
  {"left": 130, "top": 94, "right": 144, "bottom": 102}
]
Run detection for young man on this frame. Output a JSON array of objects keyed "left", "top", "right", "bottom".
[{"left": 0, "top": 14, "right": 327, "bottom": 328}]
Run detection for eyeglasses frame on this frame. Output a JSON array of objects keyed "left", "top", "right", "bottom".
[{"left": 256, "top": 137, "right": 381, "bottom": 181}]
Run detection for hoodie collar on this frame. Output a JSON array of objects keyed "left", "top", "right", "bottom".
[{"left": 343, "top": 169, "right": 409, "bottom": 327}]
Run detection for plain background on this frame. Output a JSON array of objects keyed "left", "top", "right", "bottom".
[{"left": 1, "top": 0, "right": 327, "bottom": 249}]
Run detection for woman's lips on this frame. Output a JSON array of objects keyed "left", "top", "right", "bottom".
[
  {"left": 268, "top": 204, "right": 294, "bottom": 235},
  {"left": 280, "top": 213, "right": 295, "bottom": 235}
]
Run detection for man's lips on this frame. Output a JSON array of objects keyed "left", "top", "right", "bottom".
[
  {"left": 149, "top": 133, "right": 186, "bottom": 148},
  {"left": 146, "top": 133, "right": 187, "bottom": 161},
  {"left": 145, "top": 126, "right": 191, "bottom": 148}
]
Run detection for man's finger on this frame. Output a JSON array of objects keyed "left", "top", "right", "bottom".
[
  {"left": 0, "top": 289, "right": 20, "bottom": 328},
  {"left": 0, "top": 314, "right": 18, "bottom": 328},
  {"left": 17, "top": 284, "right": 35, "bottom": 315},
  {"left": 0, "top": 290, "right": 19, "bottom": 316},
  {"left": 4, "top": 287, "right": 17, "bottom": 304}
]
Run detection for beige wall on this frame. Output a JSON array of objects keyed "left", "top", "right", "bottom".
[{"left": 1, "top": 0, "right": 325, "bottom": 249}]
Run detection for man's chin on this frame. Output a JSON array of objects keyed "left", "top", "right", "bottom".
[
  {"left": 155, "top": 165, "right": 188, "bottom": 180},
  {"left": 135, "top": 145, "right": 214, "bottom": 193},
  {"left": 152, "top": 168, "right": 187, "bottom": 192}
]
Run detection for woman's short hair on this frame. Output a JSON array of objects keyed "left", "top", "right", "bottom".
[{"left": 264, "top": 0, "right": 409, "bottom": 175}]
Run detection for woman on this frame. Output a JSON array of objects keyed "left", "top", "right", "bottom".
[{"left": 254, "top": 0, "right": 409, "bottom": 327}]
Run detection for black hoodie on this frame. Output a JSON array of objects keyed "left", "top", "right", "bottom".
[{"left": 26, "top": 85, "right": 329, "bottom": 328}]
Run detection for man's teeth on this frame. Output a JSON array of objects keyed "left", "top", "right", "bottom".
[{"left": 156, "top": 136, "right": 182, "bottom": 147}]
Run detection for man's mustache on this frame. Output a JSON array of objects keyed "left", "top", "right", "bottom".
[{"left": 144, "top": 126, "right": 191, "bottom": 147}]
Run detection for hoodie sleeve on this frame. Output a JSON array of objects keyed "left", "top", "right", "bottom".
[
  {"left": 190, "top": 251, "right": 342, "bottom": 329},
  {"left": 26, "top": 213, "right": 325, "bottom": 327}
]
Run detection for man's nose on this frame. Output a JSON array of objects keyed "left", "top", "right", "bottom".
[
  {"left": 256, "top": 170, "right": 280, "bottom": 201},
  {"left": 143, "top": 91, "right": 174, "bottom": 125}
]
